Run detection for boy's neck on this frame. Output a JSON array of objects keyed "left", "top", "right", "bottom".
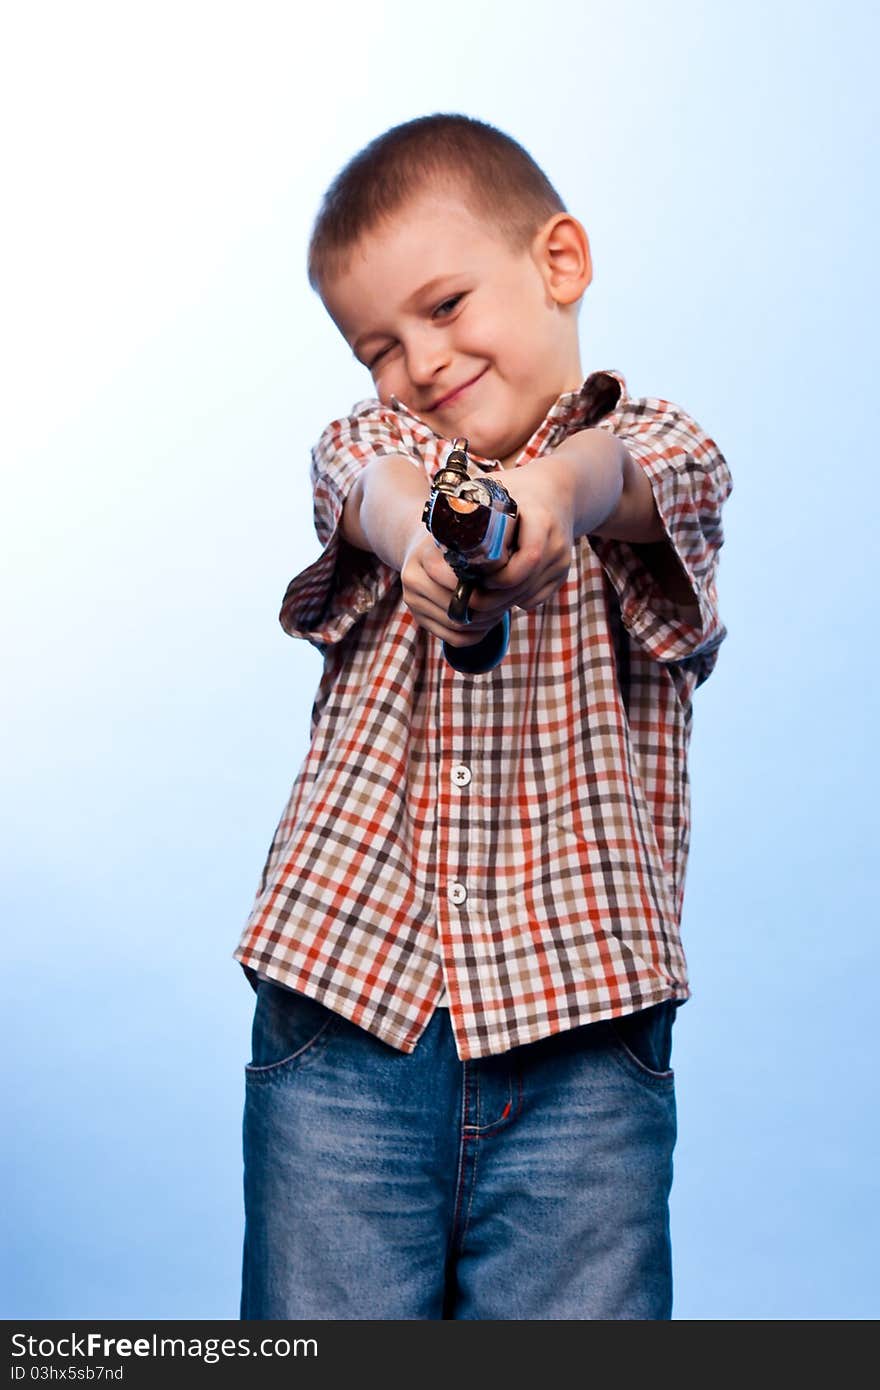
[{"left": 493, "top": 367, "right": 586, "bottom": 468}]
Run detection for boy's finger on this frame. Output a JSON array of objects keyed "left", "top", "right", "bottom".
[
  {"left": 475, "top": 560, "right": 564, "bottom": 609},
  {"left": 481, "top": 542, "right": 551, "bottom": 591}
]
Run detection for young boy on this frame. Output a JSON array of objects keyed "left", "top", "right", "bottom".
[{"left": 234, "top": 113, "right": 732, "bottom": 1321}]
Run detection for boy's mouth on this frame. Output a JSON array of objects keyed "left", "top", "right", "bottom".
[{"left": 428, "top": 367, "right": 488, "bottom": 412}]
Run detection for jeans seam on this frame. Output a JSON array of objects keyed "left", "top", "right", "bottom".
[
  {"left": 243, "top": 1014, "right": 338, "bottom": 1079},
  {"left": 605, "top": 1032, "right": 675, "bottom": 1089},
  {"left": 462, "top": 1070, "right": 518, "bottom": 1134},
  {"left": 448, "top": 1062, "right": 471, "bottom": 1256},
  {"left": 459, "top": 1134, "right": 481, "bottom": 1251},
  {"left": 450, "top": 1062, "right": 484, "bottom": 1255}
]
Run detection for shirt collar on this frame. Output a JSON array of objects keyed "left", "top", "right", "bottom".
[
  {"left": 548, "top": 369, "right": 626, "bottom": 430},
  {"left": 387, "top": 370, "right": 627, "bottom": 465}
]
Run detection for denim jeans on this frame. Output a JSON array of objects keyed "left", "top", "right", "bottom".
[{"left": 240, "top": 981, "right": 677, "bottom": 1320}]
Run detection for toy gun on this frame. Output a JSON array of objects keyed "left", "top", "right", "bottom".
[{"left": 421, "top": 437, "right": 519, "bottom": 674}]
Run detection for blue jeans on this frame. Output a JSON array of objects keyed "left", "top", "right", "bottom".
[{"left": 240, "top": 981, "right": 677, "bottom": 1320}]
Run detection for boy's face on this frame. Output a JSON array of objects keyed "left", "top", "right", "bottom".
[{"left": 319, "top": 185, "right": 591, "bottom": 467}]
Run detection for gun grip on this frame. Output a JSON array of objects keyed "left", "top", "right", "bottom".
[
  {"left": 447, "top": 576, "right": 474, "bottom": 625},
  {"left": 442, "top": 612, "right": 510, "bottom": 675}
]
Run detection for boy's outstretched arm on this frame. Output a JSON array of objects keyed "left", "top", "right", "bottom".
[
  {"left": 470, "top": 430, "right": 628, "bottom": 616},
  {"left": 478, "top": 430, "right": 698, "bottom": 615},
  {"left": 341, "top": 454, "right": 427, "bottom": 570}
]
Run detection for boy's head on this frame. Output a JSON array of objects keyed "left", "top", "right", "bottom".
[{"left": 309, "top": 114, "right": 592, "bottom": 466}]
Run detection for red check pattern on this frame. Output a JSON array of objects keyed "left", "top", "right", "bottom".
[{"left": 233, "top": 370, "right": 732, "bottom": 1059}]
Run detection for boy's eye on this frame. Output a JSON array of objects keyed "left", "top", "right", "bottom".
[
  {"left": 433, "top": 294, "right": 463, "bottom": 317},
  {"left": 368, "top": 295, "right": 464, "bottom": 370}
]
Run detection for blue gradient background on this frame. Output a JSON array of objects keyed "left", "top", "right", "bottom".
[{"left": 2, "top": 0, "right": 876, "bottom": 1320}]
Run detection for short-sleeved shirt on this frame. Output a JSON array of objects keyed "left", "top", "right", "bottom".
[{"left": 232, "top": 369, "right": 732, "bottom": 1060}]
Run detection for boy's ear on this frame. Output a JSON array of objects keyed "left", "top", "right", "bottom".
[{"left": 531, "top": 213, "right": 592, "bottom": 307}]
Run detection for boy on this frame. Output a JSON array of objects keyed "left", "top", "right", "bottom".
[{"left": 234, "top": 113, "right": 732, "bottom": 1321}]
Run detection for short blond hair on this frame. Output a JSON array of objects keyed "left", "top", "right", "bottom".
[{"left": 307, "top": 113, "right": 567, "bottom": 293}]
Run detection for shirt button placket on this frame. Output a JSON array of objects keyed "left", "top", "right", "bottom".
[{"left": 447, "top": 765, "right": 471, "bottom": 907}]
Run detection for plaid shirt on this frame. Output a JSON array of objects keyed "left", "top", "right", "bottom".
[{"left": 233, "top": 370, "right": 732, "bottom": 1060}]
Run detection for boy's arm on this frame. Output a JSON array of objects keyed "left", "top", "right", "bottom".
[
  {"left": 479, "top": 419, "right": 725, "bottom": 652},
  {"left": 341, "top": 454, "right": 428, "bottom": 570},
  {"left": 554, "top": 432, "right": 700, "bottom": 610},
  {"left": 550, "top": 429, "right": 660, "bottom": 542},
  {"left": 475, "top": 430, "right": 650, "bottom": 614},
  {"left": 585, "top": 401, "right": 732, "bottom": 679},
  {"left": 279, "top": 406, "right": 426, "bottom": 650},
  {"left": 281, "top": 395, "right": 497, "bottom": 652}
]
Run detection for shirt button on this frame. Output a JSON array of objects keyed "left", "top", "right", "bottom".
[
  {"left": 451, "top": 763, "right": 472, "bottom": 788},
  {"left": 448, "top": 881, "right": 467, "bottom": 905}
]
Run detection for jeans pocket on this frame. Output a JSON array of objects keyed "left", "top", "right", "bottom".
[
  {"left": 607, "top": 1001, "right": 676, "bottom": 1085},
  {"left": 245, "top": 978, "right": 340, "bottom": 1080}
]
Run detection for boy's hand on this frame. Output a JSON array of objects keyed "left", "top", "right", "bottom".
[
  {"left": 400, "top": 528, "right": 509, "bottom": 648},
  {"left": 466, "top": 432, "right": 630, "bottom": 615},
  {"left": 350, "top": 434, "right": 626, "bottom": 639},
  {"left": 469, "top": 460, "right": 577, "bottom": 615},
  {"left": 344, "top": 454, "right": 501, "bottom": 648}
]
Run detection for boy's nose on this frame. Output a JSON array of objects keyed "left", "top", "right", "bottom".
[{"left": 405, "top": 334, "right": 452, "bottom": 388}]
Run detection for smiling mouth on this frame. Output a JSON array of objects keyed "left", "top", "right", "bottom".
[{"left": 429, "top": 367, "right": 488, "bottom": 411}]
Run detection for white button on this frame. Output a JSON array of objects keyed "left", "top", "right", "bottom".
[
  {"left": 451, "top": 763, "right": 472, "bottom": 788},
  {"left": 448, "top": 881, "right": 467, "bottom": 905}
]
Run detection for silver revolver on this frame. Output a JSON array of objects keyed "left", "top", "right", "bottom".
[{"left": 421, "top": 437, "right": 519, "bottom": 673}]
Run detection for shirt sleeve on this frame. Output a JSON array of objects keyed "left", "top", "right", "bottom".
[
  {"left": 278, "top": 400, "right": 427, "bottom": 650},
  {"left": 591, "top": 396, "right": 733, "bottom": 685}
]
